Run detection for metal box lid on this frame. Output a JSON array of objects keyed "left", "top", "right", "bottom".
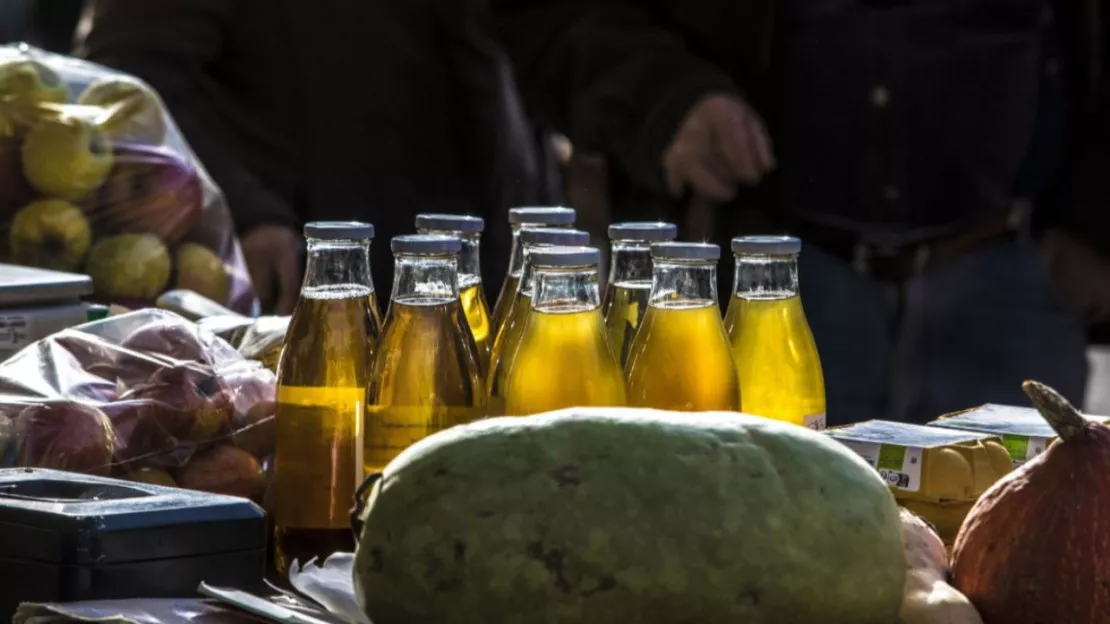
[
  {"left": 0, "top": 468, "right": 266, "bottom": 565},
  {"left": 0, "top": 265, "right": 93, "bottom": 307}
]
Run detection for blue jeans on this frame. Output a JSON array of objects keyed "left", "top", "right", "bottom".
[{"left": 799, "top": 234, "right": 1089, "bottom": 426}]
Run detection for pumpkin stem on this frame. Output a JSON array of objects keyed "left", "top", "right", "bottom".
[{"left": 1022, "top": 380, "right": 1086, "bottom": 442}]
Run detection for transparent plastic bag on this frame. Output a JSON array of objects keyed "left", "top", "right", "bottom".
[
  {"left": 0, "top": 309, "right": 274, "bottom": 504},
  {"left": 0, "top": 43, "right": 256, "bottom": 313}
]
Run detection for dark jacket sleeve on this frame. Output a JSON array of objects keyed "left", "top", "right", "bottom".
[
  {"left": 74, "top": 0, "right": 298, "bottom": 235},
  {"left": 491, "top": 0, "right": 738, "bottom": 194}
]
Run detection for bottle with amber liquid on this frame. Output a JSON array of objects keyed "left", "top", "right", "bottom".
[
  {"left": 486, "top": 227, "right": 590, "bottom": 416},
  {"left": 366, "top": 234, "right": 484, "bottom": 472},
  {"left": 601, "top": 221, "right": 678, "bottom": 368},
  {"left": 415, "top": 213, "right": 491, "bottom": 376},
  {"left": 490, "top": 206, "right": 576, "bottom": 342},
  {"left": 504, "top": 246, "right": 626, "bottom": 415},
  {"left": 624, "top": 242, "right": 739, "bottom": 411},
  {"left": 724, "top": 236, "right": 826, "bottom": 429},
  {"left": 272, "top": 221, "right": 382, "bottom": 576}
]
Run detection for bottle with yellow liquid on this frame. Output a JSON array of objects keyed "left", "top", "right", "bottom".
[
  {"left": 624, "top": 242, "right": 739, "bottom": 411},
  {"left": 490, "top": 206, "right": 576, "bottom": 341},
  {"left": 366, "top": 234, "right": 485, "bottom": 473},
  {"left": 272, "top": 221, "right": 381, "bottom": 576},
  {"left": 486, "top": 227, "right": 590, "bottom": 416},
  {"left": 724, "top": 236, "right": 826, "bottom": 429},
  {"left": 503, "top": 246, "right": 626, "bottom": 415},
  {"left": 415, "top": 213, "right": 491, "bottom": 376},
  {"left": 601, "top": 221, "right": 678, "bottom": 368}
]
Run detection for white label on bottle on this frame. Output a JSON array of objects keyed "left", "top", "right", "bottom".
[
  {"left": 0, "top": 314, "right": 32, "bottom": 349},
  {"left": 837, "top": 440, "right": 924, "bottom": 493},
  {"left": 803, "top": 412, "right": 826, "bottom": 431}
]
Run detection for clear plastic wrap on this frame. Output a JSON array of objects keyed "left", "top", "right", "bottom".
[
  {"left": 0, "top": 309, "right": 274, "bottom": 504},
  {"left": 0, "top": 43, "right": 255, "bottom": 313}
]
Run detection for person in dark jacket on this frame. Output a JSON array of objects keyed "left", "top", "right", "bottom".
[
  {"left": 75, "top": 0, "right": 560, "bottom": 313},
  {"left": 493, "top": 0, "right": 1105, "bottom": 424}
]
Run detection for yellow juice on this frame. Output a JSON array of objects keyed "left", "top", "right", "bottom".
[
  {"left": 367, "top": 297, "right": 484, "bottom": 473},
  {"left": 459, "top": 277, "right": 491, "bottom": 375},
  {"left": 503, "top": 305, "right": 626, "bottom": 415},
  {"left": 486, "top": 291, "right": 530, "bottom": 416},
  {"left": 625, "top": 302, "right": 739, "bottom": 411},
  {"left": 490, "top": 272, "right": 520, "bottom": 344},
  {"left": 724, "top": 294, "right": 825, "bottom": 428},
  {"left": 602, "top": 280, "right": 651, "bottom": 368}
]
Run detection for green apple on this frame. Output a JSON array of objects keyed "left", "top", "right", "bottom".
[
  {"left": 9, "top": 198, "right": 93, "bottom": 271},
  {"left": 78, "top": 76, "right": 167, "bottom": 144},
  {"left": 0, "top": 58, "right": 69, "bottom": 106},
  {"left": 22, "top": 114, "right": 114, "bottom": 199}
]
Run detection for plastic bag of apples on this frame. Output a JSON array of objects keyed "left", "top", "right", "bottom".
[
  {"left": 0, "top": 309, "right": 275, "bottom": 505},
  {"left": 0, "top": 43, "right": 255, "bottom": 313}
]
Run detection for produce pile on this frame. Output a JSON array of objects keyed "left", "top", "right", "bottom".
[
  {"left": 0, "top": 44, "right": 254, "bottom": 312},
  {"left": 349, "top": 382, "right": 1109, "bottom": 623},
  {"left": 0, "top": 309, "right": 274, "bottom": 504}
]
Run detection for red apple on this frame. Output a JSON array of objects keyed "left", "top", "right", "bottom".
[
  {"left": 121, "top": 363, "right": 232, "bottom": 442},
  {"left": 175, "top": 444, "right": 265, "bottom": 503},
  {"left": 84, "top": 143, "right": 203, "bottom": 245},
  {"left": 102, "top": 398, "right": 185, "bottom": 466},
  {"left": 119, "top": 320, "right": 212, "bottom": 364},
  {"left": 219, "top": 366, "right": 276, "bottom": 459},
  {"left": 16, "top": 401, "right": 116, "bottom": 476},
  {"left": 50, "top": 330, "right": 119, "bottom": 371}
]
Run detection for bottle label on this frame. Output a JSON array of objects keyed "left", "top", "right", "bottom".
[
  {"left": 803, "top": 412, "right": 826, "bottom": 431},
  {"left": 837, "top": 441, "right": 923, "bottom": 493},
  {"left": 273, "top": 386, "right": 365, "bottom": 529}
]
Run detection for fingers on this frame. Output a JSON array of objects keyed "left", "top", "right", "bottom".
[
  {"left": 746, "top": 114, "right": 776, "bottom": 173},
  {"left": 664, "top": 142, "right": 737, "bottom": 202}
]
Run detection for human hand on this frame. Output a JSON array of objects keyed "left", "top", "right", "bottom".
[
  {"left": 663, "top": 95, "right": 776, "bottom": 202},
  {"left": 241, "top": 224, "right": 302, "bottom": 315}
]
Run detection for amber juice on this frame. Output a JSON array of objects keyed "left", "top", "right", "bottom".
[
  {"left": 603, "top": 280, "right": 651, "bottom": 368},
  {"left": 273, "top": 285, "right": 379, "bottom": 575},
  {"left": 725, "top": 294, "right": 825, "bottom": 427},
  {"left": 366, "top": 297, "right": 484, "bottom": 473},
  {"left": 625, "top": 301, "right": 739, "bottom": 411}
]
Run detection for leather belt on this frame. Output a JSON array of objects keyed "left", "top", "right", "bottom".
[{"left": 796, "top": 202, "right": 1030, "bottom": 282}]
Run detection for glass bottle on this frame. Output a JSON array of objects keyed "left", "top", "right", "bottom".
[
  {"left": 273, "top": 221, "right": 381, "bottom": 576},
  {"left": 724, "top": 236, "right": 826, "bottom": 429},
  {"left": 624, "top": 242, "right": 739, "bottom": 411},
  {"left": 486, "top": 227, "right": 591, "bottom": 416},
  {"left": 490, "top": 206, "right": 576, "bottom": 341},
  {"left": 415, "top": 213, "right": 491, "bottom": 376},
  {"left": 503, "top": 246, "right": 626, "bottom": 415},
  {"left": 366, "top": 234, "right": 485, "bottom": 473},
  {"left": 601, "top": 221, "right": 678, "bottom": 368}
]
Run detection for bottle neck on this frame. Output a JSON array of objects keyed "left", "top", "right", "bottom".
[
  {"left": 421, "top": 229, "right": 481, "bottom": 288},
  {"left": 650, "top": 259, "right": 718, "bottom": 306},
  {"left": 532, "top": 266, "right": 601, "bottom": 313},
  {"left": 390, "top": 253, "right": 459, "bottom": 302},
  {"left": 302, "top": 238, "right": 374, "bottom": 293},
  {"left": 508, "top": 222, "right": 567, "bottom": 276},
  {"left": 607, "top": 240, "right": 652, "bottom": 285},
  {"left": 518, "top": 243, "right": 550, "bottom": 297},
  {"left": 732, "top": 254, "right": 799, "bottom": 299}
]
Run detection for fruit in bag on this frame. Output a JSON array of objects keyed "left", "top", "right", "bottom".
[
  {"left": 22, "top": 114, "right": 113, "bottom": 199},
  {"left": 9, "top": 198, "right": 92, "bottom": 271},
  {"left": 85, "top": 233, "right": 172, "bottom": 300},
  {"left": 175, "top": 243, "right": 231, "bottom": 304},
  {"left": 77, "top": 76, "right": 167, "bottom": 144},
  {"left": 15, "top": 401, "right": 115, "bottom": 476},
  {"left": 0, "top": 58, "right": 68, "bottom": 107}
]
